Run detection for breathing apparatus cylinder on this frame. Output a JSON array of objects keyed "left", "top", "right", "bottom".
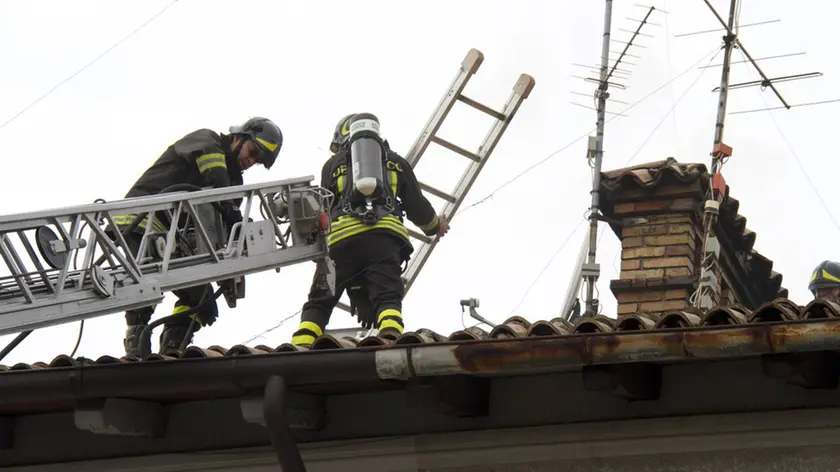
[
  {"left": 348, "top": 113, "right": 384, "bottom": 197},
  {"left": 345, "top": 113, "right": 388, "bottom": 223}
]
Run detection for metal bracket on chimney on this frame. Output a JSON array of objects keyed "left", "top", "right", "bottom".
[{"left": 697, "top": 232, "right": 721, "bottom": 310}]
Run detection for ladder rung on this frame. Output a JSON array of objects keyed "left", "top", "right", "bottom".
[
  {"left": 418, "top": 182, "right": 457, "bottom": 203},
  {"left": 407, "top": 228, "right": 432, "bottom": 244},
  {"left": 457, "top": 94, "right": 507, "bottom": 121},
  {"left": 430, "top": 135, "right": 481, "bottom": 163}
]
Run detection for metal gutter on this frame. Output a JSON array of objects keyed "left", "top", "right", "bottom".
[
  {"left": 375, "top": 318, "right": 840, "bottom": 379},
  {"left": 3, "top": 318, "right": 840, "bottom": 409},
  {"left": 0, "top": 348, "right": 378, "bottom": 409}
]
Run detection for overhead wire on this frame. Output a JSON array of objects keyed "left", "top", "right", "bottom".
[
  {"left": 662, "top": 0, "right": 680, "bottom": 150},
  {"left": 507, "top": 218, "right": 587, "bottom": 316},
  {"left": 622, "top": 47, "right": 723, "bottom": 168},
  {"left": 735, "top": 48, "right": 840, "bottom": 235},
  {"left": 240, "top": 44, "right": 727, "bottom": 345},
  {"left": 0, "top": 0, "right": 180, "bottom": 133}
]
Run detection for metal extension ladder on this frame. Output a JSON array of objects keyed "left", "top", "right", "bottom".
[
  {"left": 0, "top": 177, "right": 334, "bottom": 336},
  {"left": 336, "top": 48, "right": 535, "bottom": 314}
]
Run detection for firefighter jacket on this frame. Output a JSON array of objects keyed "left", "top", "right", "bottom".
[
  {"left": 321, "top": 143, "right": 440, "bottom": 250},
  {"left": 115, "top": 129, "right": 243, "bottom": 233}
]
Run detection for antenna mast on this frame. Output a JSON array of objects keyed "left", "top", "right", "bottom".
[
  {"left": 690, "top": 0, "right": 827, "bottom": 309},
  {"left": 578, "top": 2, "right": 656, "bottom": 319}
]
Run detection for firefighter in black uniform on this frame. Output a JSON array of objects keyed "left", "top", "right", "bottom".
[
  {"left": 290, "top": 113, "right": 449, "bottom": 346},
  {"left": 114, "top": 117, "right": 283, "bottom": 356}
]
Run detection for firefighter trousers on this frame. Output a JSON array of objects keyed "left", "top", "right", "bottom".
[
  {"left": 117, "top": 230, "right": 219, "bottom": 331},
  {"left": 293, "top": 231, "right": 407, "bottom": 346}
]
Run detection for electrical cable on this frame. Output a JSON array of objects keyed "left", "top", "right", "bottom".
[
  {"left": 507, "top": 218, "right": 586, "bottom": 317},
  {"left": 734, "top": 48, "right": 840, "bottom": 235},
  {"left": 621, "top": 48, "right": 723, "bottom": 169},
  {"left": 662, "top": 0, "right": 680, "bottom": 150},
  {"left": 0, "top": 0, "right": 180, "bottom": 133}
]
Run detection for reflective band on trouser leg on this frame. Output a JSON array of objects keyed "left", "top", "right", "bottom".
[
  {"left": 292, "top": 321, "right": 324, "bottom": 346},
  {"left": 377, "top": 309, "right": 404, "bottom": 334}
]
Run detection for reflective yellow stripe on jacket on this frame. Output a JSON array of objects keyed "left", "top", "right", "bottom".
[
  {"left": 113, "top": 214, "right": 168, "bottom": 233},
  {"left": 327, "top": 215, "right": 408, "bottom": 246},
  {"left": 195, "top": 152, "right": 226, "bottom": 173},
  {"left": 328, "top": 172, "right": 404, "bottom": 246}
]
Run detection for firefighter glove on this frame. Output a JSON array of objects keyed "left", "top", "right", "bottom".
[{"left": 348, "top": 286, "right": 376, "bottom": 329}]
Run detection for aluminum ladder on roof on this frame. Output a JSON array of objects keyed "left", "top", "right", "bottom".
[
  {"left": 335, "top": 48, "right": 536, "bottom": 314},
  {"left": 0, "top": 176, "right": 335, "bottom": 336}
]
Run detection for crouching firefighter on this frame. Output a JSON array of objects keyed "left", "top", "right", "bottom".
[
  {"left": 108, "top": 117, "right": 283, "bottom": 356},
  {"left": 291, "top": 113, "right": 450, "bottom": 346}
]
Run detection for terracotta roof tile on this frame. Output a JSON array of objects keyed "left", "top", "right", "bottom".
[{"left": 4, "top": 297, "right": 836, "bottom": 372}]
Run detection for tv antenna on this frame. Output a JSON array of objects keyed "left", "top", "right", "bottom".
[
  {"left": 568, "top": 2, "right": 662, "bottom": 318},
  {"left": 685, "top": 0, "right": 833, "bottom": 310}
]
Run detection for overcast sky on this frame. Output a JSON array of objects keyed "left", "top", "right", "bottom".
[{"left": 0, "top": 0, "right": 837, "bottom": 365}]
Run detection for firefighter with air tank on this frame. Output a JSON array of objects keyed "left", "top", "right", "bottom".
[{"left": 290, "top": 113, "right": 449, "bottom": 346}]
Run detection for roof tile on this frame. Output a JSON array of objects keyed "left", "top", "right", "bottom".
[{"left": 1, "top": 297, "right": 832, "bottom": 372}]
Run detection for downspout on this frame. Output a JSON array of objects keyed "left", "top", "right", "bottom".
[{"left": 264, "top": 375, "right": 307, "bottom": 472}]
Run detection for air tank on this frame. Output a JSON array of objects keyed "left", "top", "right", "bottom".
[{"left": 347, "top": 113, "right": 385, "bottom": 198}]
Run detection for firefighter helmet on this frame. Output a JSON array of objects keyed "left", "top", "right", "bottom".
[
  {"left": 330, "top": 114, "right": 356, "bottom": 154},
  {"left": 229, "top": 117, "right": 283, "bottom": 169},
  {"left": 808, "top": 260, "right": 840, "bottom": 295}
]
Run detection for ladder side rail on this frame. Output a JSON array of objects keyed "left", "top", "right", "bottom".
[
  {"left": 404, "top": 49, "right": 484, "bottom": 168},
  {"left": 0, "top": 179, "right": 332, "bottom": 335},
  {"left": 0, "top": 192, "right": 256, "bottom": 298},
  {"left": 402, "top": 73, "right": 536, "bottom": 293},
  {"left": 0, "top": 176, "right": 316, "bottom": 230},
  {"left": 0, "top": 240, "right": 327, "bottom": 335}
]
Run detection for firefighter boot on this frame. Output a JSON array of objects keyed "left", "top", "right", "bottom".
[
  {"left": 159, "top": 325, "right": 193, "bottom": 356},
  {"left": 377, "top": 309, "right": 404, "bottom": 341},
  {"left": 124, "top": 325, "right": 151, "bottom": 358}
]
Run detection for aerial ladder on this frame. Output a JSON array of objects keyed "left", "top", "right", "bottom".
[
  {"left": 0, "top": 177, "right": 336, "bottom": 360},
  {"left": 333, "top": 48, "right": 536, "bottom": 319}
]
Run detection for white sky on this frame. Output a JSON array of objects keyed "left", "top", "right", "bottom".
[{"left": 1, "top": 0, "right": 838, "bottom": 365}]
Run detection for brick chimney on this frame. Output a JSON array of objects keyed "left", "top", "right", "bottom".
[
  {"left": 610, "top": 197, "right": 701, "bottom": 318},
  {"left": 598, "top": 158, "right": 787, "bottom": 320}
]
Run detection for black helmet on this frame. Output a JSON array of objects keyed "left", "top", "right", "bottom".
[
  {"left": 330, "top": 114, "right": 356, "bottom": 153},
  {"left": 229, "top": 117, "right": 283, "bottom": 169},
  {"left": 808, "top": 260, "right": 840, "bottom": 295}
]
